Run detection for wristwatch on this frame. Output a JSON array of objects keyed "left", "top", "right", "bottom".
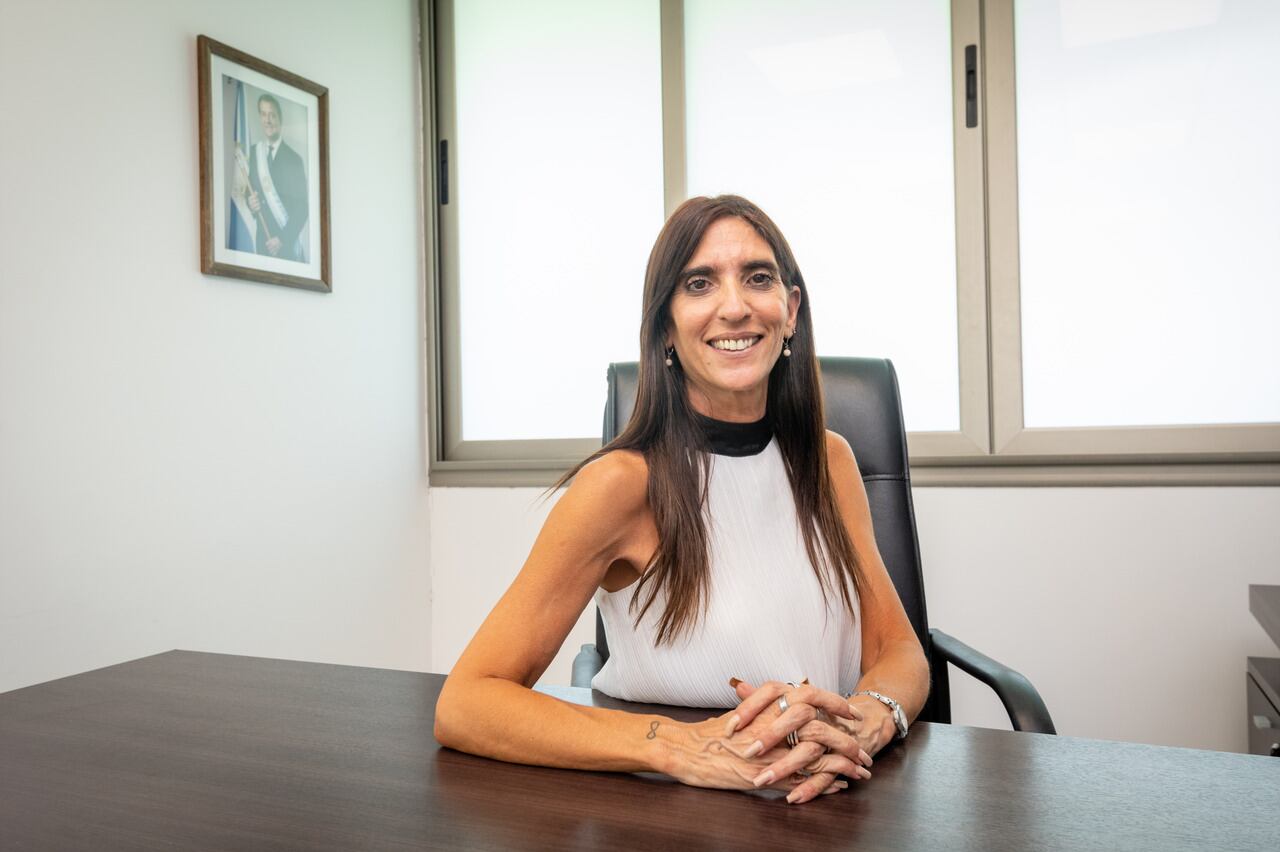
[{"left": 852, "top": 690, "right": 909, "bottom": 739}]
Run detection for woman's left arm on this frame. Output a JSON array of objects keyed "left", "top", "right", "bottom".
[{"left": 826, "top": 430, "right": 930, "bottom": 753}]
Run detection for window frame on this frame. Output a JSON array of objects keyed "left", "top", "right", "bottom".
[{"left": 421, "top": 0, "right": 1280, "bottom": 487}]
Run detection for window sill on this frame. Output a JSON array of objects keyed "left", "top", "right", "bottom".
[{"left": 428, "top": 457, "right": 1280, "bottom": 488}]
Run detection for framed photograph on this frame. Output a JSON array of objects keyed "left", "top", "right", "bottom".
[{"left": 198, "top": 36, "right": 331, "bottom": 292}]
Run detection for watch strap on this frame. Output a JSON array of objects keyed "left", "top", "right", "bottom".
[{"left": 851, "top": 690, "right": 909, "bottom": 739}]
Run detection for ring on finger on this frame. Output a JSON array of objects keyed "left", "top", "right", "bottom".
[
  {"left": 786, "top": 729, "right": 800, "bottom": 748},
  {"left": 777, "top": 694, "right": 790, "bottom": 714}
]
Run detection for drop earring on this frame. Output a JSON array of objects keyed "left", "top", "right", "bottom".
[
  {"left": 665, "top": 346, "right": 675, "bottom": 367},
  {"left": 782, "top": 336, "right": 792, "bottom": 358}
]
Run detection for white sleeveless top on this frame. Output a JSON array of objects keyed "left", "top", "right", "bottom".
[{"left": 591, "top": 438, "right": 862, "bottom": 708}]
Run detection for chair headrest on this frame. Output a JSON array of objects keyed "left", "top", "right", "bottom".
[{"left": 606, "top": 356, "right": 910, "bottom": 479}]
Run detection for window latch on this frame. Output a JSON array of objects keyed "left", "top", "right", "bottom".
[
  {"left": 439, "top": 139, "right": 450, "bottom": 205},
  {"left": 965, "top": 45, "right": 978, "bottom": 128}
]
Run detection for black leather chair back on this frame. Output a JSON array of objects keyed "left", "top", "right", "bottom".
[{"left": 599, "top": 357, "right": 942, "bottom": 720}]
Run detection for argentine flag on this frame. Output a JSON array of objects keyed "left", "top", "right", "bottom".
[{"left": 227, "top": 78, "right": 255, "bottom": 252}]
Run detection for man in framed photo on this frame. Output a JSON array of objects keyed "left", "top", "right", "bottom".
[{"left": 246, "top": 93, "right": 308, "bottom": 262}]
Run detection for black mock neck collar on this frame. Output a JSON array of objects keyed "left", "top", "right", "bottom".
[{"left": 693, "top": 411, "right": 773, "bottom": 457}]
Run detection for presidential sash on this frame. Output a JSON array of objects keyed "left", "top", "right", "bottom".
[{"left": 255, "top": 140, "right": 289, "bottom": 232}]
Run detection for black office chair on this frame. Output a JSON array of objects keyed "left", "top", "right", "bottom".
[{"left": 571, "top": 357, "right": 1056, "bottom": 734}]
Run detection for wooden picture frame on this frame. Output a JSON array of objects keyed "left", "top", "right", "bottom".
[{"left": 198, "top": 35, "right": 331, "bottom": 292}]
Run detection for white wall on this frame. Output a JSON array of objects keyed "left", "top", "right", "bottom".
[
  {"left": 0, "top": 0, "right": 431, "bottom": 692},
  {"left": 430, "top": 486, "right": 1280, "bottom": 753},
  {"left": 430, "top": 488, "right": 592, "bottom": 687}
]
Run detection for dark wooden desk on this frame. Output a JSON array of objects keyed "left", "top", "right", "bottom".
[{"left": 0, "top": 651, "right": 1275, "bottom": 850}]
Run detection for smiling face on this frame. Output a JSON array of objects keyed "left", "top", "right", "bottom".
[{"left": 665, "top": 216, "right": 801, "bottom": 421}]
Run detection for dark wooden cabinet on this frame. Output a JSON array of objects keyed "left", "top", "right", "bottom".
[
  {"left": 1247, "top": 585, "right": 1280, "bottom": 757},
  {"left": 1247, "top": 659, "right": 1280, "bottom": 757}
]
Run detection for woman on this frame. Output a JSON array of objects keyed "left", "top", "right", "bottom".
[{"left": 435, "top": 195, "right": 929, "bottom": 804}]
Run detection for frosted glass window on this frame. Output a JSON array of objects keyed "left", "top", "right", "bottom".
[
  {"left": 455, "top": 1, "right": 663, "bottom": 441},
  {"left": 1015, "top": 0, "right": 1280, "bottom": 428},
  {"left": 684, "top": 0, "right": 960, "bottom": 433}
]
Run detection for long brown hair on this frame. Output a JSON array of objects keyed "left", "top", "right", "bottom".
[{"left": 560, "top": 195, "right": 864, "bottom": 644}]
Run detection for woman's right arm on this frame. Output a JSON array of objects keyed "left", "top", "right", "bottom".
[{"left": 434, "top": 450, "right": 677, "bottom": 773}]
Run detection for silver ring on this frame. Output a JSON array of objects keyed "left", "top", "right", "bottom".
[{"left": 780, "top": 684, "right": 799, "bottom": 746}]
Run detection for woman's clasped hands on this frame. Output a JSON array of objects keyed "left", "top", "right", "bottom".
[{"left": 658, "top": 678, "right": 874, "bottom": 805}]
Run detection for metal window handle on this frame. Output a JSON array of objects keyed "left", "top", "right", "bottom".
[
  {"left": 965, "top": 45, "right": 978, "bottom": 128},
  {"left": 438, "top": 139, "right": 450, "bottom": 206}
]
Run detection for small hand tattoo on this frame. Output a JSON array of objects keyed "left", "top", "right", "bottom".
[
  {"left": 646, "top": 721, "right": 660, "bottom": 740},
  {"left": 703, "top": 739, "right": 753, "bottom": 759}
]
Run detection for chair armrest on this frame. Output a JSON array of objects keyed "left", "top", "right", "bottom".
[
  {"left": 929, "top": 628, "right": 1057, "bottom": 735},
  {"left": 572, "top": 644, "right": 603, "bottom": 689}
]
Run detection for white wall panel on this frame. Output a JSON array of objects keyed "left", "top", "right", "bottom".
[{"left": 0, "top": 0, "right": 431, "bottom": 692}]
